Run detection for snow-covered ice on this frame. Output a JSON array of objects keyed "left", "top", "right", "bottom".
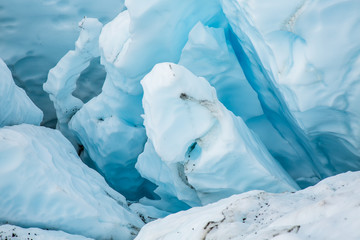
[
  {"left": 136, "top": 171, "right": 360, "bottom": 240},
  {"left": 0, "top": 225, "right": 92, "bottom": 240}
]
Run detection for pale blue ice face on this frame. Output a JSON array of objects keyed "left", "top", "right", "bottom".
[{"left": 0, "top": 0, "right": 360, "bottom": 238}]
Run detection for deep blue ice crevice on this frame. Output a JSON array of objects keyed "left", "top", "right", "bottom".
[
  {"left": 220, "top": 0, "right": 360, "bottom": 183},
  {"left": 220, "top": 0, "right": 324, "bottom": 187}
]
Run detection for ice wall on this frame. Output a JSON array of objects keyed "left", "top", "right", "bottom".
[{"left": 221, "top": 0, "right": 360, "bottom": 180}]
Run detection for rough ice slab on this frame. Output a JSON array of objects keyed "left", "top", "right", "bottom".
[
  {"left": 221, "top": 0, "right": 360, "bottom": 179},
  {"left": 0, "top": 225, "right": 92, "bottom": 240},
  {"left": 0, "top": 124, "right": 143, "bottom": 240},
  {"left": 0, "top": 0, "right": 124, "bottom": 126},
  {"left": 0, "top": 58, "right": 43, "bottom": 127},
  {"left": 136, "top": 171, "right": 360, "bottom": 240},
  {"left": 137, "top": 63, "right": 298, "bottom": 211}
]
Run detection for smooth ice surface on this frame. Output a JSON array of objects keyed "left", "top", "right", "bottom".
[
  {"left": 0, "top": 58, "right": 43, "bottom": 127},
  {"left": 136, "top": 171, "right": 360, "bottom": 240},
  {"left": 0, "top": 0, "right": 124, "bottom": 126},
  {"left": 137, "top": 63, "right": 298, "bottom": 212},
  {"left": 0, "top": 225, "right": 92, "bottom": 240},
  {"left": 0, "top": 124, "right": 143, "bottom": 240},
  {"left": 221, "top": 0, "right": 360, "bottom": 180}
]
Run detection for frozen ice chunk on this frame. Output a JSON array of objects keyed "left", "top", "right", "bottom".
[
  {"left": 221, "top": 0, "right": 360, "bottom": 178},
  {"left": 0, "top": 124, "right": 143, "bottom": 240},
  {"left": 137, "top": 63, "right": 298, "bottom": 210},
  {"left": 0, "top": 58, "right": 43, "bottom": 127},
  {"left": 136, "top": 171, "right": 360, "bottom": 240}
]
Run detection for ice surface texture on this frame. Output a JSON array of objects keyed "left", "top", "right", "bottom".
[
  {"left": 0, "top": 225, "right": 92, "bottom": 240},
  {"left": 0, "top": 58, "right": 43, "bottom": 127},
  {"left": 0, "top": 124, "right": 143, "bottom": 239},
  {"left": 221, "top": 0, "right": 360, "bottom": 181},
  {"left": 137, "top": 63, "right": 298, "bottom": 212},
  {"left": 136, "top": 171, "right": 360, "bottom": 240}
]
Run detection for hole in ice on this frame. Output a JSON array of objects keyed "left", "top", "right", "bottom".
[
  {"left": 185, "top": 141, "right": 202, "bottom": 160},
  {"left": 73, "top": 57, "right": 106, "bottom": 103}
]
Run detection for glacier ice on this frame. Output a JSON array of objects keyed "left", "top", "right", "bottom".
[
  {"left": 1, "top": 0, "right": 360, "bottom": 238},
  {"left": 43, "top": 17, "right": 103, "bottom": 146},
  {"left": 0, "top": 224, "right": 92, "bottom": 240},
  {"left": 178, "top": 21, "right": 315, "bottom": 188},
  {"left": 0, "top": 124, "right": 143, "bottom": 239},
  {"left": 179, "top": 22, "right": 262, "bottom": 121},
  {"left": 221, "top": 0, "right": 360, "bottom": 181},
  {"left": 68, "top": 11, "right": 153, "bottom": 200},
  {"left": 64, "top": 0, "right": 228, "bottom": 199},
  {"left": 137, "top": 62, "right": 298, "bottom": 211},
  {"left": 0, "top": 58, "right": 43, "bottom": 127},
  {"left": 136, "top": 171, "right": 360, "bottom": 240}
]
